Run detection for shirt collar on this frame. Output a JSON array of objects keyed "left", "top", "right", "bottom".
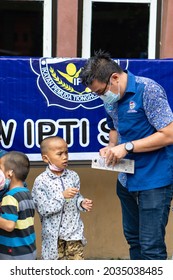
[
  {"left": 125, "top": 70, "right": 136, "bottom": 94},
  {"left": 46, "top": 166, "right": 67, "bottom": 179}
]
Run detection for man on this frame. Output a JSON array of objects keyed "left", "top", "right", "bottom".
[{"left": 80, "top": 50, "right": 173, "bottom": 260}]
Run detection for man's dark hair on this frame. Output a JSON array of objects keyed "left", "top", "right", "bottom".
[
  {"left": 80, "top": 50, "right": 123, "bottom": 86},
  {"left": 3, "top": 151, "right": 30, "bottom": 181}
]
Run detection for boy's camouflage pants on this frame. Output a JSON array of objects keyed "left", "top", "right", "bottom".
[{"left": 58, "top": 239, "right": 84, "bottom": 260}]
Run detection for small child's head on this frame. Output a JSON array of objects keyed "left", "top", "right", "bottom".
[
  {"left": 0, "top": 151, "right": 30, "bottom": 182},
  {"left": 40, "top": 136, "right": 68, "bottom": 171}
]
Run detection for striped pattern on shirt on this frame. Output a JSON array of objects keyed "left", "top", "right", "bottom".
[{"left": 0, "top": 187, "right": 36, "bottom": 260}]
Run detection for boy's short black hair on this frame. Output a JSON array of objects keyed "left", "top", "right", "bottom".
[{"left": 3, "top": 151, "right": 30, "bottom": 182}]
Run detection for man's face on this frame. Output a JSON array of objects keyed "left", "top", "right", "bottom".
[
  {"left": 89, "top": 73, "right": 119, "bottom": 96},
  {"left": 89, "top": 79, "right": 109, "bottom": 96}
]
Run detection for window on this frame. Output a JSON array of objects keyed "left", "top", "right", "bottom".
[
  {"left": 82, "top": 0, "right": 157, "bottom": 59},
  {"left": 0, "top": 0, "right": 44, "bottom": 56}
]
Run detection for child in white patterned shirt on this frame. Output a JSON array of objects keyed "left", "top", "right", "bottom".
[{"left": 32, "top": 136, "right": 92, "bottom": 260}]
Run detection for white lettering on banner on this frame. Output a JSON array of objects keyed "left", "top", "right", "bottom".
[
  {"left": 33, "top": 118, "right": 90, "bottom": 148},
  {"left": 34, "top": 119, "right": 58, "bottom": 148},
  {"left": 60, "top": 91, "right": 73, "bottom": 100},
  {"left": 24, "top": 119, "right": 35, "bottom": 148},
  {"left": 0, "top": 118, "right": 109, "bottom": 151},
  {"left": 73, "top": 77, "right": 82, "bottom": 86},
  {"left": 41, "top": 65, "right": 96, "bottom": 103},
  {"left": 41, "top": 67, "right": 54, "bottom": 87},
  {"left": 0, "top": 120, "right": 17, "bottom": 148},
  {"left": 73, "top": 93, "right": 96, "bottom": 102},
  {"left": 98, "top": 118, "right": 110, "bottom": 146},
  {"left": 79, "top": 119, "right": 90, "bottom": 147}
]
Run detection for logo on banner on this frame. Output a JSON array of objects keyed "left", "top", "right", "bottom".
[
  {"left": 30, "top": 57, "right": 129, "bottom": 110},
  {"left": 30, "top": 57, "right": 102, "bottom": 110}
]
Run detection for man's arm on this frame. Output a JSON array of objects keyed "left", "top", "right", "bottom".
[
  {"left": 106, "top": 122, "right": 173, "bottom": 165},
  {"left": 132, "top": 122, "right": 173, "bottom": 152}
]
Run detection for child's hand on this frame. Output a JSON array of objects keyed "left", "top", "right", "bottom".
[
  {"left": 63, "top": 187, "right": 79, "bottom": 199},
  {"left": 81, "top": 198, "right": 93, "bottom": 211}
]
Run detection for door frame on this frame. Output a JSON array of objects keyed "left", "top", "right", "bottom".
[{"left": 43, "top": 0, "right": 52, "bottom": 57}]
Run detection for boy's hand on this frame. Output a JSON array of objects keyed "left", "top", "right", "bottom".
[
  {"left": 63, "top": 187, "right": 79, "bottom": 199},
  {"left": 81, "top": 198, "right": 93, "bottom": 211}
]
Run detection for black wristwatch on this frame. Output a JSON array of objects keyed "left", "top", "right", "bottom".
[{"left": 125, "top": 142, "right": 134, "bottom": 153}]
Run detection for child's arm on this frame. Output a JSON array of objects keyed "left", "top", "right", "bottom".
[
  {"left": 81, "top": 198, "right": 93, "bottom": 211},
  {"left": 0, "top": 217, "right": 15, "bottom": 232},
  {"left": 73, "top": 172, "right": 93, "bottom": 212},
  {"left": 0, "top": 195, "right": 18, "bottom": 232}
]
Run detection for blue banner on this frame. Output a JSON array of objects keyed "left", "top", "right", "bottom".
[{"left": 0, "top": 57, "right": 173, "bottom": 161}]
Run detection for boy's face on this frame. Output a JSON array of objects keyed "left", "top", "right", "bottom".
[{"left": 42, "top": 139, "right": 68, "bottom": 169}]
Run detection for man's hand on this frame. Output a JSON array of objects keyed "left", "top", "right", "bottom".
[
  {"left": 99, "top": 146, "right": 111, "bottom": 157},
  {"left": 105, "top": 143, "right": 128, "bottom": 166},
  {"left": 99, "top": 129, "right": 118, "bottom": 157}
]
